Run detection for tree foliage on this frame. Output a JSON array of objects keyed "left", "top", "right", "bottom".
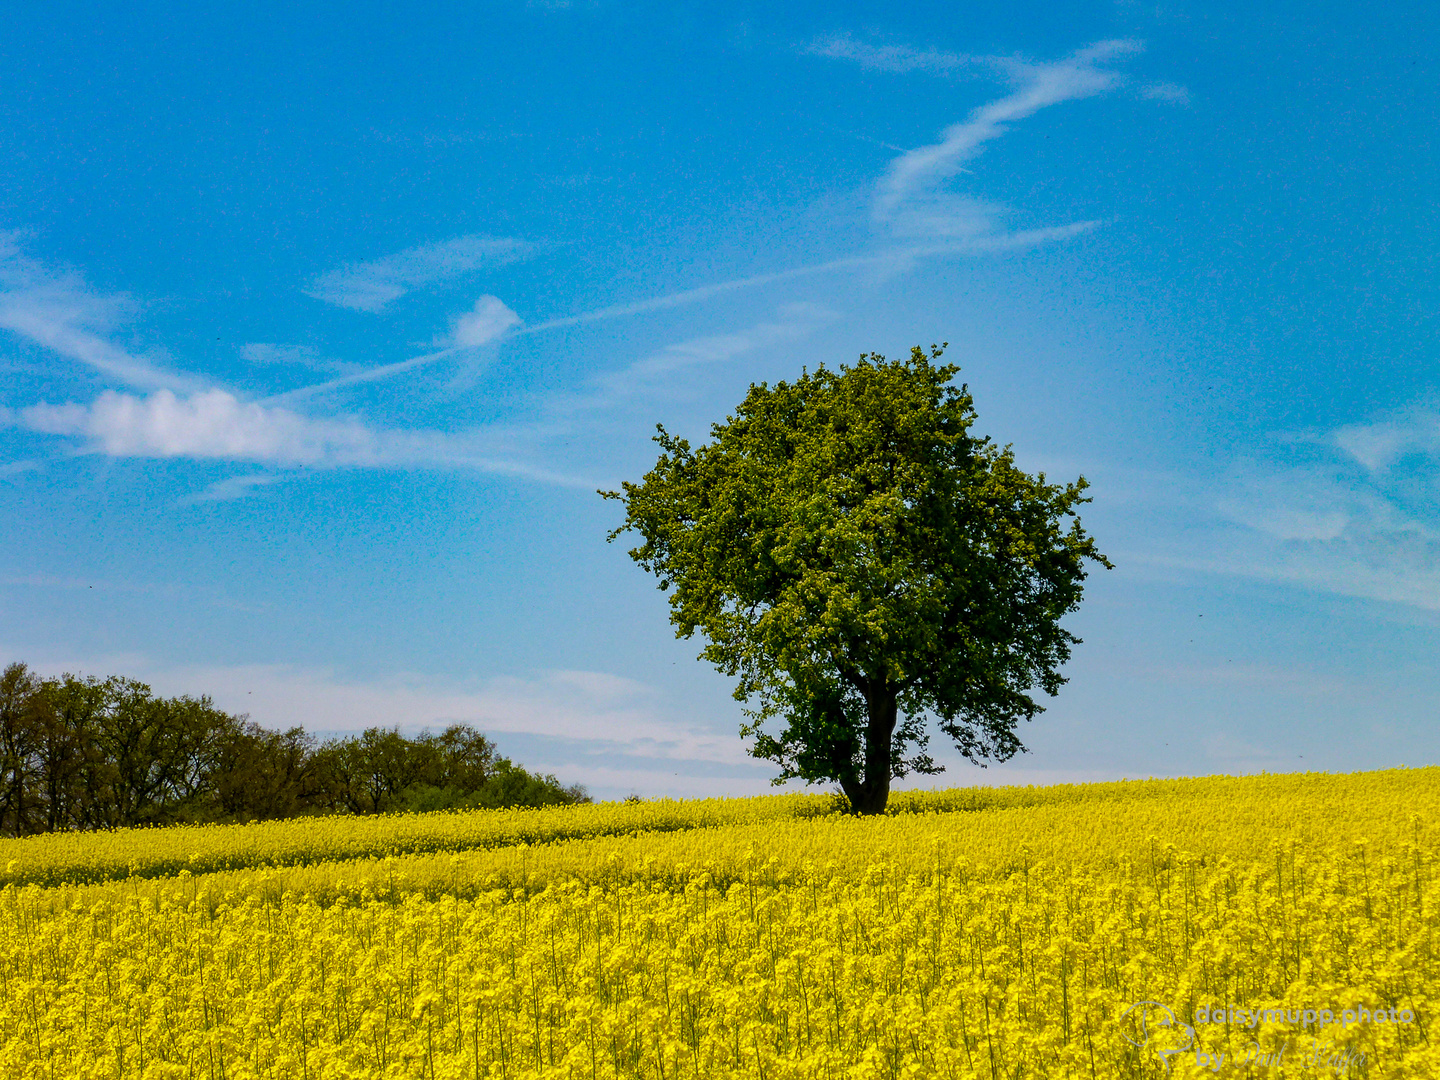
[
  {"left": 0, "top": 662, "right": 587, "bottom": 835},
  {"left": 604, "top": 345, "right": 1110, "bottom": 814}
]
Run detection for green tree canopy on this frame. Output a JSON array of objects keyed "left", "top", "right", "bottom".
[
  {"left": 0, "top": 662, "right": 588, "bottom": 834},
  {"left": 604, "top": 345, "right": 1111, "bottom": 814}
]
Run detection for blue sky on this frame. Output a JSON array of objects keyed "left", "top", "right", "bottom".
[{"left": 2, "top": 0, "right": 1437, "bottom": 800}]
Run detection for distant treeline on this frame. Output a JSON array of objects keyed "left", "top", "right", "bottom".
[{"left": 0, "top": 662, "right": 589, "bottom": 837}]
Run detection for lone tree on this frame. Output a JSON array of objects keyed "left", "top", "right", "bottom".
[{"left": 603, "top": 345, "right": 1110, "bottom": 814}]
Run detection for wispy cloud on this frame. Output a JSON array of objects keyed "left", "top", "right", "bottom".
[
  {"left": 274, "top": 253, "right": 907, "bottom": 401},
  {"left": 874, "top": 41, "right": 1141, "bottom": 229},
  {"left": 597, "top": 302, "right": 834, "bottom": 396},
  {"left": 0, "top": 232, "right": 198, "bottom": 391},
  {"left": 267, "top": 295, "right": 522, "bottom": 403},
  {"left": 261, "top": 306, "right": 838, "bottom": 485},
  {"left": 304, "top": 234, "right": 533, "bottom": 312},
  {"left": 91, "top": 40, "right": 1137, "bottom": 411},
  {"left": 239, "top": 342, "right": 361, "bottom": 376},
  {"left": 1163, "top": 534, "right": 1440, "bottom": 613},
  {"left": 801, "top": 33, "right": 997, "bottom": 77},
  {"left": 17, "top": 388, "right": 593, "bottom": 485},
  {"left": 807, "top": 33, "right": 1187, "bottom": 110},
  {"left": 278, "top": 226, "right": 1105, "bottom": 402},
  {"left": 181, "top": 473, "right": 289, "bottom": 504},
  {"left": 1154, "top": 405, "right": 1440, "bottom": 611},
  {"left": 1215, "top": 469, "right": 1357, "bottom": 542},
  {"left": 0, "top": 652, "right": 772, "bottom": 798},
  {"left": 512, "top": 229, "right": 1098, "bottom": 341},
  {"left": 1335, "top": 407, "right": 1440, "bottom": 473},
  {"left": 126, "top": 662, "right": 753, "bottom": 766},
  {"left": 262, "top": 348, "right": 464, "bottom": 404},
  {"left": 536, "top": 303, "right": 838, "bottom": 425},
  {"left": 1141, "top": 81, "right": 1191, "bottom": 105},
  {"left": 806, "top": 39, "right": 1141, "bottom": 246},
  {"left": 0, "top": 458, "right": 41, "bottom": 478}
]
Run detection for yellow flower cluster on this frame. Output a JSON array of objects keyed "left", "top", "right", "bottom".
[
  {"left": 2, "top": 769, "right": 1421, "bottom": 889},
  {"left": 1, "top": 769, "right": 1435, "bottom": 1078}
]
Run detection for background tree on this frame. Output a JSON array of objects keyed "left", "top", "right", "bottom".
[
  {"left": 307, "top": 724, "right": 587, "bottom": 815},
  {"left": 0, "top": 663, "right": 587, "bottom": 833},
  {"left": 34, "top": 674, "right": 105, "bottom": 831},
  {"left": 207, "top": 720, "right": 318, "bottom": 822},
  {"left": 0, "top": 663, "right": 42, "bottom": 836},
  {"left": 604, "top": 345, "right": 1110, "bottom": 814}
]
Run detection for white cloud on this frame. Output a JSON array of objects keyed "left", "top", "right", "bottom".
[
  {"left": 304, "top": 234, "right": 533, "bottom": 312},
  {"left": 1144, "top": 530, "right": 1440, "bottom": 613},
  {"left": 439, "top": 294, "right": 522, "bottom": 348},
  {"left": 517, "top": 251, "right": 908, "bottom": 337},
  {"left": 0, "top": 232, "right": 197, "bottom": 391},
  {"left": 17, "top": 388, "right": 593, "bottom": 486},
  {"left": 22, "top": 389, "right": 379, "bottom": 464}
]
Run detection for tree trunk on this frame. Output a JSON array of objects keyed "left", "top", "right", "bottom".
[{"left": 839, "top": 686, "right": 898, "bottom": 815}]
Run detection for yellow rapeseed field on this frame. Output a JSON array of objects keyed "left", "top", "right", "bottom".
[{"left": 1, "top": 769, "right": 1435, "bottom": 1078}]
